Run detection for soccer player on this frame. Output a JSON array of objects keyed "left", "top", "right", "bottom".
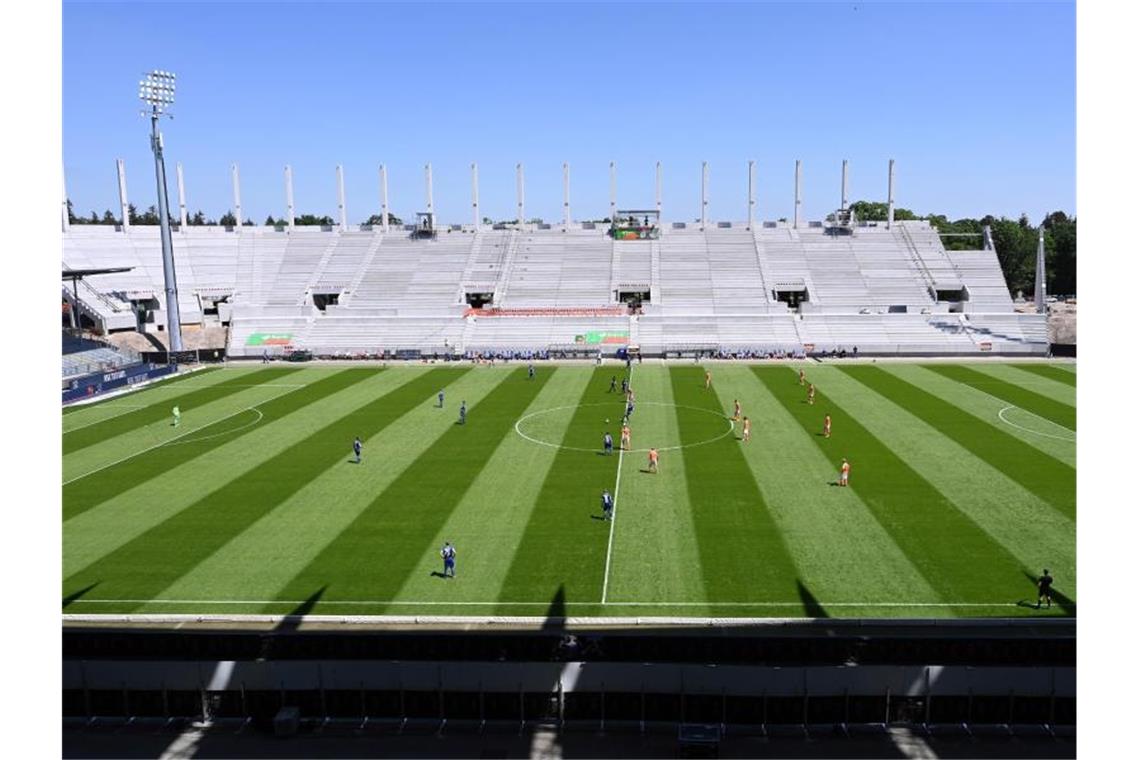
[
  {"left": 621, "top": 377, "right": 629, "bottom": 395},
  {"left": 620, "top": 423, "right": 631, "bottom": 451},
  {"left": 528, "top": 363, "right": 535, "bottom": 380},
  {"left": 459, "top": 401, "right": 467, "bottom": 425},
  {"left": 601, "top": 489, "right": 614, "bottom": 520},
  {"left": 742, "top": 416, "right": 752, "bottom": 443},
  {"left": 625, "top": 399, "right": 635, "bottom": 419},
  {"left": 839, "top": 457, "right": 850, "bottom": 487},
  {"left": 732, "top": 399, "right": 742, "bottom": 421},
  {"left": 353, "top": 436, "right": 363, "bottom": 464},
  {"left": 172, "top": 405, "right": 181, "bottom": 428},
  {"left": 440, "top": 542, "right": 456, "bottom": 578},
  {"left": 1036, "top": 569, "right": 1054, "bottom": 609},
  {"left": 823, "top": 414, "right": 832, "bottom": 438},
  {"left": 438, "top": 390, "right": 445, "bottom": 408},
  {"left": 609, "top": 375, "right": 618, "bottom": 393},
  {"left": 807, "top": 383, "right": 816, "bottom": 405},
  {"left": 704, "top": 370, "right": 712, "bottom": 390},
  {"left": 603, "top": 432, "right": 614, "bottom": 455},
  {"left": 799, "top": 368, "right": 806, "bottom": 386},
  {"left": 648, "top": 447, "right": 659, "bottom": 473}
]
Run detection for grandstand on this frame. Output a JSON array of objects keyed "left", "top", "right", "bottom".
[{"left": 62, "top": 207, "right": 1049, "bottom": 359}]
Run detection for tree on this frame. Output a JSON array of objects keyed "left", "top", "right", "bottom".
[
  {"left": 134, "top": 205, "right": 160, "bottom": 225},
  {"left": 365, "top": 214, "right": 403, "bottom": 226},
  {"left": 1042, "top": 211, "right": 1076, "bottom": 296},
  {"left": 127, "top": 203, "right": 139, "bottom": 225},
  {"left": 265, "top": 215, "right": 278, "bottom": 226},
  {"left": 219, "top": 211, "right": 237, "bottom": 226},
  {"left": 295, "top": 213, "right": 334, "bottom": 226},
  {"left": 189, "top": 210, "right": 208, "bottom": 226},
  {"left": 88, "top": 211, "right": 99, "bottom": 225},
  {"left": 101, "top": 210, "right": 118, "bottom": 225},
  {"left": 243, "top": 217, "right": 255, "bottom": 226}
]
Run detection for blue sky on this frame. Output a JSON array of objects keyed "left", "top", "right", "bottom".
[{"left": 63, "top": 1, "right": 1074, "bottom": 225}]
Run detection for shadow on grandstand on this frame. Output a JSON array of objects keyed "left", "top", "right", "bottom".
[
  {"left": 796, "top": 579, "right": 829, "bottom": 618},
  {"left": 1018, "top": 571, "right": 1076, "bottom": 616},
  {"left": 274, "top": 585, "right": 327, "bottom": 634},
  {"left": 62, "top": 582, "right": 100, "bottom": 609}
]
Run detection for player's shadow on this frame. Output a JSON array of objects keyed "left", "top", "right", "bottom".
[
  {"left": 1018, "top": 571, "right": 1076, "bottom": 615},
  {"left": 62, "top": 582, "right": 100, "bottom": 609},
  {"left": 797, "top": 579, "right": 830, "bottom": 619}
]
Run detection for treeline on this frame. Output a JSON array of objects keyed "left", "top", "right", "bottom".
[
  {"left": 68, "top": 201, "right": 405, "bottom": 229},
  {"left": 848, "top": 201, "right": 1076, "bottom": 297}
]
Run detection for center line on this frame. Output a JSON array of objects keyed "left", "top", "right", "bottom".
[{"left": 601, "top": 362, "right": 632, "bottom": 603}]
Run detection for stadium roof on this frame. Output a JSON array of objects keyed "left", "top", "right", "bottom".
[{"left": 62, "top": 267, "right": 133, "bottom": 279}]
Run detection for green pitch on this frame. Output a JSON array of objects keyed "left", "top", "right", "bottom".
[{"left": 62, "top": 360, "right": 1076, "bottom": 619}]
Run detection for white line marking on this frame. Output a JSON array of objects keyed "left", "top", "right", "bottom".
[
  {"left": 62, "top": 385, "right": 304, "bottom": 485},
  {"left": 160, "top": 408, "right": 265, "bottom": 447},
  {"left": 515, "top": 401, "right": 734, "bottom": 453},
  {"left": 600, "top": 366, "right": 632, "bottom": 603},
  {"left": 65, "top": 598, "right": 1057, "bottom": 609},
  {"left": 997, "top": 405, "right": 1076, "bottom": 442}
]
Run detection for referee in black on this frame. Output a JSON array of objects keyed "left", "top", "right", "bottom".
[{"left": 1036, "top": 569, "right": 1054, "bottom": 609}]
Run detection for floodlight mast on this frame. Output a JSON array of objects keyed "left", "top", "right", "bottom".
[{"left": 138, "top": 70, "right": 183, "bottom": 353}]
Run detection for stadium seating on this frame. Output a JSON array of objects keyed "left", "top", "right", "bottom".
[{"left": 61, "top": 219, "right": 1048, "bottom": 356}]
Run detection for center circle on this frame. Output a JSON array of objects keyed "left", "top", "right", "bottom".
[{"left": 514, "top": 401, "right": 736, "bottom": 453}]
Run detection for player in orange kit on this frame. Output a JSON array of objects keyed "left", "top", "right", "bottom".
[
  {"left": 742, "top": 416, "right": 752, "bottom": 443},
  {"left": 704, "top": 370, "right": 712, "bottom": 390},
  {"left": 823, "top": 414, "right": 832, "bottom": 438},
  {"left": 807, "top": 383, "right": 816, "bottom": 405},
  {"left": 648, "top": 447, "right": 659, "bottom": 473},
  {"left": 839, "top": 458, "right": 850, "bottom": 487},
  {"left": 620, "top": 423, "right": 631, "bottom": 451},
  {"left": 799, "top": 368, "right": 806, "bottom": 386},
  {"left": 732, "top": 399, "right": 742, "bottom": 421}
]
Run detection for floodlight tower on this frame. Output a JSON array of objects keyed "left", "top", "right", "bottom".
[{"left": 138, "top": 70, "right": 183, "bottom": 352}]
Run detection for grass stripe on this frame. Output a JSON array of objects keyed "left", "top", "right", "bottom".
[
  {"left": 495, "top": 369, "right": 623, "bottom": 609},
  {"left": 603, "top": 366, "right": 708, "bottom": 605},
  {"left": 140, "top": 367, "right": 519, "bottom": 609},
  {"left": 965, "top": 364, "right": 1076, "bottom": 406},
  {"left": 884, "top": 365, "right": 1075, "bottom": 467},
  {"left": 62, "top": 368, "right": 466, "bottom": 607},
  {"left": 389, "top": 368, "right": 595, "bottom": 604},
  {"left": 63, "top": 369, "right": 430, "bottom": 581},
  {"left": 61, "top": 367, "right": 223, "bottom": 416},
  {"left": 708, "top": 366, "right": 943, "bottom": 615},
  {"left": 671, "top": 367, "right": 800, "bottom": 603},
  {"left": 815, "top": 367, "right": 1074, "bottom": 608},
  {"left": 839, "top": 365, "right": 1074, "bottom": 520},
  {"left": 269, "top": 368, "right": 551, "bottom": 611},
  {"left": 925, "top": 364, "right": 1075, "bottom": 431},
  {"left": 754, "top": 366, "right": 1036, "bottom": 607},
  {"left": 1010, "top": 364, "right": 1077, "bottom": 387},
  {"left": 62, "top": 368, "right": 374, "bottom": 521},
  {"left": 62, "top": 367, "right": 302, "bottom": 454}
]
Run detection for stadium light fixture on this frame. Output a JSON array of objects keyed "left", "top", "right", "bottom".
[{"left": 138, "top": 69, "right": 184, "bottom": 353}]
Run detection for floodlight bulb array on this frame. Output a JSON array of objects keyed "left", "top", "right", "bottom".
[{"left": 138, "top": 70, "right": 177, "bottom": 110}]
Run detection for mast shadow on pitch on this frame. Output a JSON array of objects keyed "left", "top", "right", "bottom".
[
  {"left": 62, "top": 582, "right": 100, "bottom": 609},
  {"left": 796, "top": 579, "right": 830, "bottom": 619},
  {"left": 274, "top": 585, "right": 327, "bottom": 634}
]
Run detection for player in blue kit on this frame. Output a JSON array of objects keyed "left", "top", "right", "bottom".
[
  {"left": 438, "top": 390, "right": 444, "bottom": 408},
  {"left": 625, "top": 399, "right": 634, "bottom": 419},
  {"left": 352, "top": 436, "right": 362, "bottom": 464},
  {"left": 603, "top": 432, "right": 614, "bottom": 455},
  {"left": 459, "top": 401, "right": 467, "bottom": 425},
  {"left": 601, "top": 489, "right": 614, "bottom": 520},
  {"left": 528, "top": 363, "right": 535, "bottom": 380},
  {"left": 440, "top": 542, "right": 456, "bottom": 578}
]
